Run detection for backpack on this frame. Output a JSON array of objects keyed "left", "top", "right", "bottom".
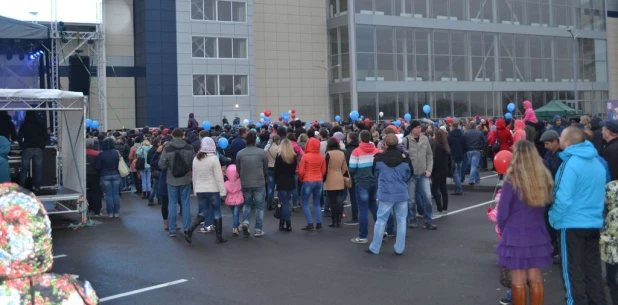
[{"left": 172, "top": 148, "right": 190, "bottom": 178}]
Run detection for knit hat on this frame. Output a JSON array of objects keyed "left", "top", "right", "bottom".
[
  {"left": 86, "top": 138, "right": 95, "bottom": 149},
  {"left": 333, "top": 132, "right": 344, "bottom": 141},
  {"left": 200, "top": 137, "right": 216, "bottom": 153},
  {"left": 410, "top": 120, "right": 421, "bottom": 129}
]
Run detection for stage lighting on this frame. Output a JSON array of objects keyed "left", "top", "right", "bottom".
[
  {"left": 37, "top": 51, "right": 43, "bottom": 56},
  {"left": 18, "top": 54, "right": 25, "bottom": 61},
  {"left": 28, "top": 54, "right": 34, "bottom": 60},
  {"left": 6, "top": 54, "right": 12, "bottom": 60}
]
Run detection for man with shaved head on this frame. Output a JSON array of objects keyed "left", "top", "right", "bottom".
[{"left": 551, "top": 126, "right": 608, "bottom": 305}]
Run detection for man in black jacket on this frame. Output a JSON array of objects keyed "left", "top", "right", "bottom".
[
  {"left": 0, "top": 111, "right": 17, "bottom": 141},
  {"left": 462, "top": 122, "right": 487, "bottom": 185},
  {"left": 344, "top": 132, "right": 359, "bottom": 225},
  {"left": 601, "top": 120, "right": 618, "bottom": 181},
  {"left": 18, "top": 112, "right": 48, "bottom": 192},
  {"left": 447, "top": 122, "right": 465, "bottom": 195}
]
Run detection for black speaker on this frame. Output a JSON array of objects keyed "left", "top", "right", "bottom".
[{"left": 68, "top": 56, "right": 91, "bottom": 96}]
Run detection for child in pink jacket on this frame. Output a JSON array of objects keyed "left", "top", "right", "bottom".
[
  {"left": 522, "top": 100, "right": 538, "bottom": 124},
  {"left": 225, "top": 164, "right": 244, "bottom": 236}
]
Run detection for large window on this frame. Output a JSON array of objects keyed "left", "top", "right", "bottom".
[
  {"left": 193, "top": 75, "right": 248, "bottom": 96},
  {"left": 329, "top": 0, "right": 349, "bottom": 18},
  {"left": 191, "top": 0, "right": 246, "bottom": 22},
  {"left": 192, "top": 37, "right": 247, "bottom": 58},
  {"left": 357, "top": 25, "right": 376, "bottom": 80}
]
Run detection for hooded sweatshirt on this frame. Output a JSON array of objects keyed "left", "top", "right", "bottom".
[
  {"left": 96, "top": 137, "right": 120, "bottom": 177},
  {"left": 522, "top": 100, "right": 538, "bottom": 124},
  {"left": 225, "top": 164, "right": 244, "bottom": 205},
  {"left": 158, "top": 138, "right": 195, "bottom": 186},
  {"left": 187, "top": 113, "right": 199, "bottom": 130},
  {"left": 136, "top": 143, "right": 153, "bottom": 170},
  {"left": 547, "top": 115, "right": 565, "bottom": 135},
  {"left": 349, "top": 142, "right": 381, "bottom": 187},
  {"left": 298, "top": 138, "right": 326, "bottom": 182},
  {"left": 601, "top": 181, "right": 618, "bottom": 264},
  {"left": 0, "top": 136, "right": 10, "bottom": 182},
  {"left": 0, "top": 183, "right": 99, "bottom": 304},
  {"left": 512, "top": 120, "right": 527, "bottom": 144},
  {"left": 495, "top": 119, "right": 514, "bottom": 152},
  {"left": 549, "top": 141, "right": 607, "bottom": 230},
  {"left": 373, "top": 147, "right": 413, "bottom": 202}
]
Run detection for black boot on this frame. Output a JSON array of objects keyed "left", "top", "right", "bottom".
[
  {"left": 285, "top": 220, "right": 292, "bottom": 232},
  {"left": 214, "top": 218, "right": 227, "bottom": 244},
  {"left": 279, "top": 220, "right": 285, "bottom": 231},
  {"left": 141, "top": 191, "right": 148, "bottom": 199},
  {"left": 301, "top": 223, "right": 314, "bottom": 231},
  {"left": 337, "top": 202, "right": 344, "bottom": 227},
  {"left": 329, "top": 202, "right": 339, "bottom": 227},
  {"left": 185, "top": 215, "right": 205, "bottom": 244},
  {"left": 267, "top": 199, "right": 274, "bottom": 211}
]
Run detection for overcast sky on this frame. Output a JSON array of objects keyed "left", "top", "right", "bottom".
[{"left": 1, "top": 0, "right": 101, "bottom": 23}]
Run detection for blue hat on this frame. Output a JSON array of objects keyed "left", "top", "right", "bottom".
[{"left": 600, "top": 120, "right": 618, "bottom": 133}]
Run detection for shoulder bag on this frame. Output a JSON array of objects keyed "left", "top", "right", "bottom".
[{"left": 118, "top": 151, "right": 130, "bottom": 177}]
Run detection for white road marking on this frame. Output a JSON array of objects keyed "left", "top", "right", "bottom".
[
  {"left": 53, "top": 254, "right": 67, "bottom": 259},
  {"left": 100, "top": 279, "right": 188, "bottom": 303},
  {"left": 436, "top": 200, "right": 495, "bottom": 218},
  {"left": 481, "top": 174, "right": 498, "bottom": 179}
]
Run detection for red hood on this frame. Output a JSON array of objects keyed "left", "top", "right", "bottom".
[
  {"left": 514, "top": 120, "right": 525, "bottom": 131},
  {"left": 358, "top": 142, "right": 380, "bottom": 154},
  {"left": 306, "top": 138, "right": 320, "bottom": 153},
  {"left": 496, "top": 119, "right": 506, "bottom": 130}
]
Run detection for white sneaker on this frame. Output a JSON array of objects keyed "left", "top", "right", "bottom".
[
  {"left": 351, "top": 237, "right": 368, "bottom": 244},
  {"left": 254, "top": 230, "right": 265, "bottom": 237}
]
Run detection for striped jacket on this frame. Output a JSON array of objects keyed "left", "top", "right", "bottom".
[{"left": 349, "top": 142, "right": 381, "bottom": 187}]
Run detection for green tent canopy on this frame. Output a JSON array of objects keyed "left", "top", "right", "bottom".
[{"left": 534, "top": 100, "right": 582, "bottom": 120}]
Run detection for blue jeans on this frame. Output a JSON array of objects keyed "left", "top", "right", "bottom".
[
  {"left": 140, "top": 169, "right": 151, "bottom": 192},
  {"left": 293, "top": 174, "right": 300, "bottom": 208},
  {"left": 369, "top": 201, "right": 408, "bottom": 254},
  {"left": 466, "top": 150, "right": 481, "bottom": 184},
  {"left": 101, "top": 174, "right": 121, "bottom": 215},
  {"left": 122, "top": 161, "right": 131, "bottom": 188},
  {"left": 242, "top": 187, "right": 266, "bottom": 231},
  {"left": 357, "top": 185, "right": 377, "bottom": 239},
  {"left": 148, "top": 176, "right": 160, "bottom": 203},
  {"left": 19, "top": 148, "right": 43, "bottom": 188},
  {"left": 408, "top": 175, "right": 433, "bottom": 225},
  {"left": 267, "top": 169, "right": 276, "bottom": 202},
  {"left": 229, "top": 205, "right": 240, "bottom": 229},
  {"left": 197, "top": 192, "right": 222, "bottom": 223},
  {"left": 301, "top": 181, "right": 323, "bottom": 225},
  {"left": 167, "top": 184, "right": 192, "bottom": 234},
  {"left": 451, "top": 159, "right": 463, "bottom": 194},
  {"left": 278, "top": 190, "right": 292, "bottom": 221}
]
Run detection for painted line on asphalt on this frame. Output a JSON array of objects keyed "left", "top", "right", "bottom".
[
  {"left": 438, "top": 200, "right": 495, "bottom": 218},
  {"left": 53, "top": 254, "right": 67, "bottom": 259},
  {"left": 481, "top": 174, "right": 498, "bottom": 179},
  {"left": 100, "top": 279, "right": 188, "bottom": 303}
]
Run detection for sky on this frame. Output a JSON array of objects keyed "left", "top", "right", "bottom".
[{"left": 1, "top": 0, "right": 101, "bottom": 23}]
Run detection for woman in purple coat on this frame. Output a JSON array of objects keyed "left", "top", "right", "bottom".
[{"left": 496, "top": 140, "right": 554, "bottom": 305}]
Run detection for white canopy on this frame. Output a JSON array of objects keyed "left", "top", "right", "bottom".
[
  {"left": 0, "top": 15, "right": 49, "bottom": 39},
  {"left": 0, "top": 89, "right": 84, "bottom": 100}
]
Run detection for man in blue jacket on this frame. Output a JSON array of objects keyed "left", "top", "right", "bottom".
[
  {"left": 447, "top": 122, "right": 465, "bottom": 195},
  {"left": 550, "top": 126, "right": 607, "bottom": 305}
]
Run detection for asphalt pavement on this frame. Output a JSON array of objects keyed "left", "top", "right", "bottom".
[{"left": 49, "top": 188, "right": 573, "bottom": 305}]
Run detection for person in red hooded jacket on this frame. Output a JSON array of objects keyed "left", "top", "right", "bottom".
[
  {"left": 494, "top": 119, "right": 514, "bottom": 152},
  {"left": 298, "top": 138, "right": 327, "bottom": 231}
]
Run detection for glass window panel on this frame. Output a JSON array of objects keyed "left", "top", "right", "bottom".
[
  {"left": 205, "top": 0, "right": 215, "bottom": 20},
  {"left": 484, "top": 33, "right": 495, "bottom": 57},
  {"left": 356, "top": 0, "right": 373, "bottom": 13},
  {"left": 396, "top": 29, "right": 407, "bottom": 54},
  {"left": 217, "top": 1, "right": 232, "bottom": 21},
  {"left": 555, "top": 38, "right": 572, "bottom": 59},
  {"left": 375, "top": 0, "right": 393, "bottom": 15},
  {"left": 500, "top": 34, "right": 513, "bottom": 57},
  {"left": 451, "top": 31, "right": 466, "bottom": 55},
  {"left": 379, "top": 92, "right": 398, "bottom": 119},
  {"left": 453, "top": 92, "right": 470, "bottom": 117},
  {"left": 433, "top": 31, "right": 450, "bottom": 55},
  {"left": 594, "top": 9, "right": 605, "bottom": 30},
  {"left": 596, "top": 61, "right": 608, "bottom": 82},
  {"left": 471, "top": 57, "right": 484, "bottom": 80},
  {"left": 540, "top": 3, "right": 551, "bottom": 25},
  {"left": 486, "top": 57, "right": 496, "bottom": 81},
  {"left": 543, "top": 37, "right": 552, "bottom": 58},
  {"left": 341, "top": 53, "right": 350, "bottom": 79},
  {"left": 356, "top": 26, "right": 375, "bottom": 53},
  {"left": 500, "top": 57, "right": 514, "bottom": 80},
  {"left": 528, "top": 2, "right": 541, "bottom": 25},
  {"left": 406, "top": 54, "right": 415, "bottom": 79},
  {"left": 529, "top": 36, "right": 542, "bottom": 58},
  {"left": 435, "top": 92, "right": 452, "bottom": 118},
  {"left": 416, "top": 54, "right": 430, "bottom": 81},
  {"left": 397, "top": 93, "right": 408, "bottom": 118},
  {"left": 206, "top": 75, "right": 217, "bottom": 95},
  {"left": 483, "top": 0, "right": 493, "bottom": 20},
  {"left": 515, "top": 58, "right": 529, "bottom": 81},
  {"left": 395, "top": 0, "right": 404, "bottom": 15},
  {"left": 470, "top": 33, "right": 483, "bottom": 56},
  {"left": 340, "top": 0, "right": 348, "bottom": 13},
  {"left": 554, "top": 5, "right": 568, "bottom": 26},
  {"left": 193, "top": 75, "right": 205, "bottom": 95},
  {"left": 329, "top": 0, "right": 337, "bottom": 17},
  {"left": 329, "top": 28, "right": 338, "bottom": 56},
  {"left": 583, "top": 59, "right": 595, "bottom": 81},
  {"left": 192, "top": 36, "right": 205, "bottom": 57},
  {"left": 205, "top": 37, "right": 216, "bottom": 57},
  {"left": 487, "top": 91, "right": 496, "bottom": 117},
  {"left": 497, "top": 0, "right": 512, "bottom": 22},
  {"left": 358, "top": 93, "right": 377, "bottom": 119},
  {"left": 341, "top": 26, "right": 349, "bottom": 54},
  {"left": 219, "top": 75, "right": 234, "bottom": 95},
  {"left": 357, "top": 53, "right": 375, "bottom": 80},
  {"left": 415, "top": 29, "right": 430, "bottom": 54},
  {"left": 233, "top": 38, "right": 246, "bottom": 58},
  {"left": 450, "top": 0, "right": 464, "bottom": 19},
  {"left": 557, "top": 59, "right": 573, "bottom": 80},
  {"left": 397, "top": 54, "right": 406, "bottom": 80},
  {"left": 376, "top": 27, "right": 394, "bottom": 53},
  {"left": 531, "top": 58, "right": 544, "bottom": 80},
  {"left": 433, "top": 0, "right": 448, "bottom": 18},
  {"left": 191, "top": 0, "right": 204, "bottom": 20},
  {"left": 512, "top": 1, "right": 525, "bottom": 24},
  {"left": 218, "top": 38, "right": 232, "bottom": 58},
  {"left": 514, "top": 35, "right": 527, "bottom": 58},
  {"left": 531, "top": 92, "right": 545, "bottom": 109},
  {"left": 434, "top": 55, "right": 451, "bottom": 80},
  {"left": 232, "top": 2, "right": 246, "bottom": 22},
  {"left": 469, "top": 0, "right": 483, "bottom": 20},
  {"left": 594, "top": 39, "right": 607, "bottom": 61},
  {"left": 330, "top": 55, "right": 340, "bottom": 82},
  {"left": 412, "top": 0, "right": 427, "bottom": 16},
  {"left": 470, "top": 92, "right": 486, "bottom": 117},
  {"left": 342, "top": 93, "right": 351, "bottom": 121},
  {"left": 543, "top": 58, "right": 553, "bottom": 81},
  {"left": 377, "top": 54, "right": 396, "bottom": 81},
  {"left": 452, "top": 56, "right": 468, "bottom": 81},
  {"left": 330, "top": 94, "right": 341, "bottom": 117}
]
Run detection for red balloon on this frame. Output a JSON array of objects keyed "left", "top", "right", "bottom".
[
  {"left": 364, "top": 118, "right": 370, "bottom": 125},
  {"left": 265, "top": 110, "right": 272, "bottom": 117},
  {"left": 494, "top": 150, "right": 513, "bottom": 175},
  {"left": 278, "top": 116, "right": 283, "bottom": 121},
  {"left": 291, "top": 109, "right": 296, "bottom": 114},
  {"left": 291, "top": 114, "right": 296, "bottom": 119},
  {"left": 446, "top": 117, "right": 453, "bottom": 124}
]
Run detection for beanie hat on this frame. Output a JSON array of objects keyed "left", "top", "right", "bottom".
[
  {"left": 333, "top": 132, "right": 344, "bottom": 141},
  {"left": 86, "top": 138, "right": 95, "bottom": 149},
  {"left": 200, "top": 137, "right": 216, "bottom": 154}
]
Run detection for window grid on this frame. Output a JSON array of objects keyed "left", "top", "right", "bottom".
[
  {"left": 191, "top": 36, "right": 247, "bottom": 59},
  {"left": 192, "top": 74, "right": 249, "bottom": 96},
  {"left": 191, "top": 0, "right": 247, "bottom": 23}
]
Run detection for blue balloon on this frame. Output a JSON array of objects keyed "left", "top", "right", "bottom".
[
  {"left": 507, "top": 103, "right": 515, "bottom": 113},
  {"left": 335, "top": 115, "right": 341, "bottom": 122},
  {"left": 404, "top": 113, "right": 411, "bottom": 121},
  {"left": 350, "top": 110, "right": 359, "bottom": 121},
  {"left": 319, "top": 121, "right": 324, "bottom": 125},
  {"left": 423, "top": 105, "right": 431, "bottom": 115},
  {"left": 202, "top": 121, "right": 211, "bottom": 130},
  {"left": 91, "top": 121, "right": 100, "bottom": 130},
  {"left": 248, "top": 120, "right": 253, "bottom": 125},
  {"left": 85, "top": 119, "right": 92, "bottom": 128},
  {"left": 360, "top": 115, "right": 364, "bottom": 120},
  {"left": 256, "top": 123, "right": 262, "bottom": 128},
  {"left": 505, "top": 113, "right": 512, "bottom": 120},
  {"left": 218, "top": 137, "right": 229, "bottom": 149},
  {"left": 264, "top": 117, "right": 270, "bottom": 122},
  {"left": 434, "top": 122, "right": 439, "bottom": 127},
  {"left": 393, "top": 120, "right": 401, "bottom": 127}
]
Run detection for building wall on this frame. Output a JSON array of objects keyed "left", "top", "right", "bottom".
[
  {"left": 177, "top": 0, "right": 255, "bottom": 126},
  {"left": 608, "top": 0, "right": 618, "bottom": 99},
  {"left": 254, "top": 0, "right": 329, "bottom": 123}
]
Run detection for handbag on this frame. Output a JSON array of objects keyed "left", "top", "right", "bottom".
[
  {"left": 343, "top": 169, "right": 352, "bottom": 189},
  {"left": 273, "top": 197, "right": 281, "bottom": 219},
  {"left": 492, "top": 138, "right": 501, "bottom": 152},
  {"left": 118, "top": 152, "right": 130, "bottom": 178}
]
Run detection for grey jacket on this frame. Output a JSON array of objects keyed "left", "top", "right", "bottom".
[
  {"left": 403, "top": 135, "right": 434, "bottom": 175},
  {"left": 158, "top": 139, "right": 195, "bottom": 186},
  {"left": 236, "top": 145, "right": 268, "bottom": 189}
]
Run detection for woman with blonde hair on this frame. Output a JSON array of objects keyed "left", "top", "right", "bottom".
[
  {"left": 580, "top": 115, "right": 591, "bottom": 130},
  {"left": 496, "top": 140, "right": 554, "bottom": 305},
  {"left": 265, "top": 134, "right": 281, "bottom": 210},
  {"left": 274, "top": 139, "right": 297, "bottom": 231}
]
